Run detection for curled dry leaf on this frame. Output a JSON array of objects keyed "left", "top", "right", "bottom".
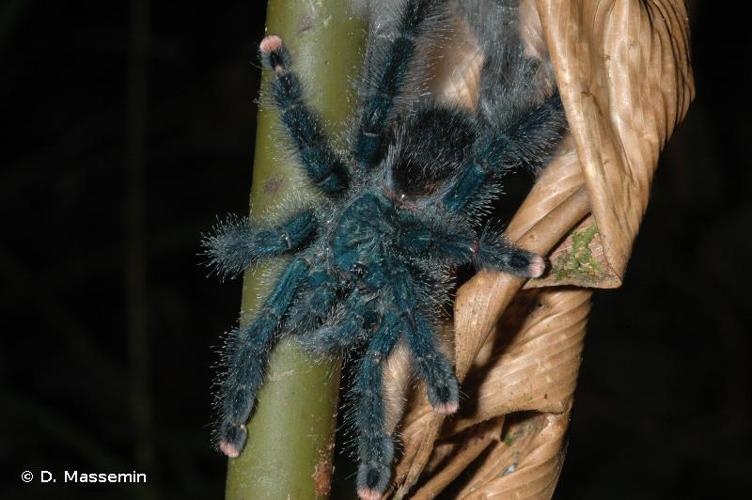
[{"left": 386, "top": 0, "right": 694, "bottom": 497}]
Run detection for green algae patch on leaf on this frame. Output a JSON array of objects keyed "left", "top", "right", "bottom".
[{"left": 551, "top": 224, "right": 604, "bottom": 285}]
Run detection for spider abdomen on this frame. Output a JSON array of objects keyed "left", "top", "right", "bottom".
[{"left": 392, "top": 106, "right": 477, "bottom": 197}]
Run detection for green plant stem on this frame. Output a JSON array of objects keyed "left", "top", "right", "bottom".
[{"left": 224, "top": 1, "right": 365, "bottom": 499}]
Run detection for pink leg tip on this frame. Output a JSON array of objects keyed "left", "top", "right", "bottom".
[
  {"left": 528, "top": 254, "right": 547, "bottom": 278},
  {"left": 433, "top": 401, "right": 459, "bottom": 416},
  {"left": 219, "top": 440, "right": 241, "bottom": 458},
  {"left": 260, "top": 35, "right": 283, "bottom": 54},
  {"left": 357, "top": 487, "right": 383, "bottom": 500}
]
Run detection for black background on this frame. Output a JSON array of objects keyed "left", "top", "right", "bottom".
[{"left": 2, "top": 1, "right": 750, "bottom": 498}]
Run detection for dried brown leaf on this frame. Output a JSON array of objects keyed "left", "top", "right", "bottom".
[{"left": 387, "top": 0, "right": 694, "bottom": 497}]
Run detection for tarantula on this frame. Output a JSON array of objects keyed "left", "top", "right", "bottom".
[{"left": 204, "top": 0, "right": 566, "bottom": 497}]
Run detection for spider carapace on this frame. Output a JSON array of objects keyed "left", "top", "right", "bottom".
[{"left": 204, "top": 1, "right": 567, "bottom": 498}]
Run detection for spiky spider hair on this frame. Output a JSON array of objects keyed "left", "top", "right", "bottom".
[{"left": 203, "top": 0, "right": 566, "bottom": 497}]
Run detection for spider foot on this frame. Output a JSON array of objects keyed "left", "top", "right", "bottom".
[
  {"left": 259, "top": 35, "right": 282, "bottom": 55},
  {"left": 218, "top": 423, "right": 247, "bottom": 458},
  {"left": 427, "top": 376, "right": 460, "bottom": 416},
  {"left": 259, "top": 34, "right": 289, "bottom": 73},
  {"left": 476, "top": 236, "right": 548, "bottom": 279},
  {"left": 525, "top": 254, "right": 547, "bottom": 278},
  {"left": 357, "top": 487, "right": 382, "bottom": 500},
  {"left": 433, "top": 400, "right": 459, "bottom": 415},
  {"left": 202, "top": 215, "right": 255, "bottom": 280},
  {"left": 357, "top": 463, "right": 390, "bottom": 500}
]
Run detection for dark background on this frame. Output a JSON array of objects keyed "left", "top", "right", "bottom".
[{"left": 1, "top": 1, "right": 749, "bottom": 499}]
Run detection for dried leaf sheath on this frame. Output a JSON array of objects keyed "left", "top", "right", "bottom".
[{"left": 388, "top": 0, "right": 694, "bottom": 497}]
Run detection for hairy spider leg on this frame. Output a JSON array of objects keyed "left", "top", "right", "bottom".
[
  {"left": 354, "top": 312, "right": 402, "bottom": 500},
  {"left": 298, "top": 287, "right": 380, "bottom": 355},
  {"left": 390, "top": 269, "right": 459, "bottom": 413},
  {"left": 441, "top": 92, "right": 566, "bottom": 214},
  {"left": 217, "top": 257, "right": 310, "bottom": 458},
  {"left": 395, "top": 211, "right": 546, "bottom": 277},
  {"left": 259, "top": 35, "right": 349, "bottom": 194},
  {"left": 204, "top": 210, "right": 317, "bottom": 279},
  {"left": 476, "top": 34, "right": 546, "bottom": 131},
  {"left": 354, "top": 0, "right": 444, "bottom": 169},
  {"left": 285, "top": 267, "right": 341, "bottom": 334},
  {"left": 403, "top": 311, "right": 459, "bottom": 414},
  {"left": 472, "top": 228, "right": 547, "bottom": 277}
]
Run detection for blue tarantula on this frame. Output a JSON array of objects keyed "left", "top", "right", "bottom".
[{"left": 204, "top": 0, "right": 566, "bottom": 498}]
